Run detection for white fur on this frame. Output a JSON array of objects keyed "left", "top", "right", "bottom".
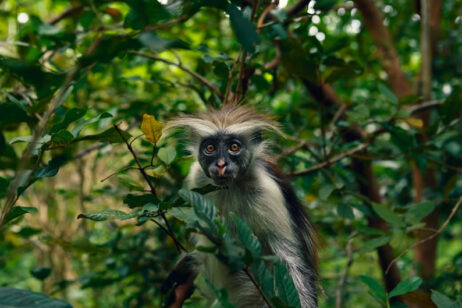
[{"left": 188, "top": 160, "right": 317, "bottom": 308}]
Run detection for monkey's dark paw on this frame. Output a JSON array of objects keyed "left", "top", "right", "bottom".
[{"left": 162, "top": 268, "right": 196, "bottom": 308}]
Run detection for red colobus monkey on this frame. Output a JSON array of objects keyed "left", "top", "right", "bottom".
[{"left": 163, "top": 106, "right": 318, "bottom": 308}]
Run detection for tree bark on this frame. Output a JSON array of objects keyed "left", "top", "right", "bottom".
[
  {"left": 301, "top": 80, "right": 402, "bottom": 291},
  {"left": 354, "top": 0, "right": 413, "bottom": 98}
]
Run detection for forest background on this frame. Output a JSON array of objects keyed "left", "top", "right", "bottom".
[{"left": 0, "top": 0, "right": 461, "bottom": 307}]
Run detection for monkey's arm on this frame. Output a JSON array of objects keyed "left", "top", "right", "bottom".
[{"left": 162, "top": 253, "right": 200, "bottom": 308}]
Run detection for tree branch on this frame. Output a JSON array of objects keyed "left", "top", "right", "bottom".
[
  {"left": 49, "top": 4, "right": 85, "bottom": 25},
  {"left": 129, "top": 51, "right": 223, "bottom": 101},
  {"left": 386, "top": 194, "right": 462, "bottom": 274},
  {"left": 113, "top": 124, "right": 186, "bottom": 252},
  {"left": 336, "top": 232, "right": 357, "bottom": 308},
  {"left": 290, "top": 142, "right": 370, "bottom": 177},
  {"left": 243, "top": 267, "right": 274, "bottom": 308},
  {"left": 354, "top": 0, "right": 412, "bottom": 98}
]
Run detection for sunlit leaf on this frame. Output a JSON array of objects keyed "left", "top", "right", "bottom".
[
  {"left": 141, "top": 114, "right": 163, "bottom": 144},
  {"left": 158, "top": 146, "right": 176, "bottom": 165},
  {"left": 77, "top": 209, "right": 138, "bottom": 221}
]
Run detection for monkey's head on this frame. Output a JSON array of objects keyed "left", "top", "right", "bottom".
[
  {"left": 197, "top": 132, "right": 256, "bottom": 185},
  {"left": 166, "top": 105, "right": 280, "bottom": 186}
]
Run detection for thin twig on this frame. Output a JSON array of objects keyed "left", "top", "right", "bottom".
[
  {"left": 290, "top": 142, "right": 370, "bottom": 176},
  {"left": 113, "top": 124, "right": 186, "bottom": 252},
  {"left": 276, "top": 140, "right": 308, "bottom": 160},
  {"left": 74, "top": 143, "right": 106, "bottom": 159},
  {"left": 150, "top": 219, "right": 187, "bottom": 252},
  {"left": 336, "top": 232, "right": 357, "bottom": 308},
  {"left": 100, "top": 166, "right": 139, "bottom": 183},
  {"left": 0, "top": 67, "right": 79, "bottom": 226},
  {"left": 385, "top": 194, "right": 462, "bottom": 274},
  {"left": 235, "top": 52, "right": 248, "bottom": 103},
  {"left": 242, "top": 267, "right": 274, "bottom": 308},
  {"left": 223, "top": 53, "right": 240, "bottom": 105},
  {"left": 129, "top": 51, "right": 223, "bottom": 100},
  {"left": 406, "top": 99, "right": 443, "bottom": 114},
  {"left": 49, "top": 4, "right": 85, "bottom": 24},
  {"left": 257, "top": 3, "right": 276, "bottom": 32}
]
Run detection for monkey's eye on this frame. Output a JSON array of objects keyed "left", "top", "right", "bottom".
[
  {"left": 230, "top": 144, "right": 240, "bottom": 152},
  {"left": 206, "top": 144, "right": 215, "bottom": 153}
]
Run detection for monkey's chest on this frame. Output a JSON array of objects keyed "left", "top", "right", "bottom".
[{"left": 208, "top": 190, "right": 272, "bottom": 249}]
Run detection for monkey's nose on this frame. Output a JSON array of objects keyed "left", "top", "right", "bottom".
[{"left": 216, "top": 160, "right": 227, "bottom": 176}]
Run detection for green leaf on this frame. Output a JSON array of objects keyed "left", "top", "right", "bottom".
[
  {"left": 51, "top": 130, "right": 74, "bottom": 146},
  {"left": 4, "top": 206, "right": 38, "bottom": 224},
  {"left": 117, "top": 174, "right": 145, "bottom": 191},
  {"left": 79, "top": 37, "right": 140, "bottom": 65},
  {"left": 77, "top": 209, "right": 138, "bottom": 221},
  {"left": 70, "top": 112, "right": 113, "bottom": 138},
  {"left": 389, "top": 276, "right": 422, "bottom": 298},
  {"left": 359, "top": 236, "right": 390, "bottom": 254},
  {"left": 203, "top": 277, "right": 236, "bottom": 308},
  {"left": 226, "top": 3, "right": 260, "bottom": 53},
  {"left": 431, "top": 290, "right": 454, "bottom": 308},
  {"left": 124, "top": 0, "right": 170, "bottom": 29},
  {"left": 0, "top": 56, "right": 64, "bottom": 98},
  {"left": 315, "top": 0, "right": 338, "bottom": 11},
  {"left": 274, "top": 261, "right": 301, "bottom": 308},
  {"left": 30, "top": 267, "right": 51, "bottom": 281},
  {"left": 250, "top": 260, "right": 275, "bottom": 299},
  {"left": 123, "top": 193, "right": 158, "bottom": 208},
  {"left": 76, "top": 127, "right": 131, "bottom": 144},
  {"left": 158, "top": 146, "right": 176, "bottom": 165},
  {"left": 280, "top": 38, "right": 318, "bottom": 83},
  {"left": 34, "top": 156, "right": 67, "bottom": 179},
  {"left": 337, "top": 202, "right": 355, "bottom": 219},
  {"left": 15, "top": 226, "right": 42, "bottom": 238},
  {"left": 0, "top": 177, "right": 9, "bottom": 199},
  {"left": 378, "top": 83, "right": 398, "bottom": 105},
  {"left": 440, "top": 86, "right": 462, "bottom": 123},
  {"left": 50, "top": 108, "right": 87, "bottom": 133},
  {"left": 179, "top": 189, "right": 218, "bottom": 230},
  {"left": 319, "top": 184, "right": 335, "bottom": 200},
  {"left": 0, "top": 287, "right": 71, "bottom": 307},
  {"left": 168, "top": 207, "right": 198, "bottom": 225},
  {"left": 371, "top": 202, "right": 404, "bottom": 227},
  {"left": 231, "top": 213, "right": 262, "bottom": 261},
  {"left": 138, "top": 32, "right": 189, "bottom": 52},
  {"left": 406, "top": 201, "right": 437, "bottom": 222},
  {"left": 0, "top": 101, "right": 31, "bottom": 127},
  {"left": 359, "top": 275, "right": 387, "bottom": 305}
]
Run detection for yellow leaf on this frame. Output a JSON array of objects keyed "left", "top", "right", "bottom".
[
  {"left": 141, "top": 114, "right": 163, "bottom": 144},
  {"left": 401, "top": 117, "right": 423, "bottom": 128}
]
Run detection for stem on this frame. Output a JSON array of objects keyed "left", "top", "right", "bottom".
[
  {"left": 129, "top": 51, "right": 223, "bottom": 101},
  {"left": 386, "top": 194, "right": 462, "bottom": 274},
  {"left": 242, "top": 267, "right": 274, "bottom": 308},
  {"left": 113, "top": 124, "right": 186, "bottom": 252}
]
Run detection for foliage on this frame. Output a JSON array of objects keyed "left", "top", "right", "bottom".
[{"left": 1, "top": 0, "right": 462, "bottom": 307}]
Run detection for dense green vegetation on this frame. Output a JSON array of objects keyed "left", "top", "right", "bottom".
[{"left": 0, "top": 0, "right": 461, "bottom": 307}]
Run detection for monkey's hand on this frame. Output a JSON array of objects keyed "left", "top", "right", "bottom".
[{"left": 162, "top": 254, "right": 199, "bottom": 308}]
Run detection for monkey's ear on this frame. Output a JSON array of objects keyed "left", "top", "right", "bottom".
[{"left": 250, "top": 130, "right": 262, "bottom": 144}]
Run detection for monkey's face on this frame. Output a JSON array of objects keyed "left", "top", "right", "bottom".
[{"left": 198, "top": 133, "right": 251, "bottom": 186}]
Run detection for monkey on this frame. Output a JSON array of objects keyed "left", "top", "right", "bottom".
[{"left": 162, "top": 105, "right": 318, "bottom": 308}]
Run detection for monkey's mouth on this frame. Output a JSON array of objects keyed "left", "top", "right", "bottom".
[{"left": 210, "top": 174, "right": 234, "bottom": 185}]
